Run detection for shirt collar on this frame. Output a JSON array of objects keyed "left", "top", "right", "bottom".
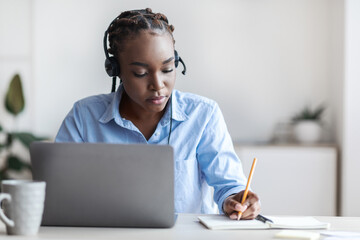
[
  {"left": 99, "top": 85, "right": 123, "bottom": 124},
  {"left": 98, "top": 85, "right": 188, "bottom": 125},
  {"left": 170, "top": 89, "right": 188, "bottom": 122}
]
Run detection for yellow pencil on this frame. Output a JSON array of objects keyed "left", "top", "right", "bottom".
[{"left": 237, "top": 157, "right": 257, "bottom": 221}]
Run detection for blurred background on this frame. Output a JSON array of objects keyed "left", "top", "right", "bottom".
[{"left": 0, "top": 0, "right": 359, "bottom": 216}]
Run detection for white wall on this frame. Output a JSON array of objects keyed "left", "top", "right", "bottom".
[
  {"left": 0, "top": 0, "right": 34, "bottom": 132},
  {"left": 28, "top": 0, "right": 335, "bottom": 143},
  {"left": 341, "top": 0, "right": 360, "bottom": 216},
  {"left": 4, "top": 0, "right": 360, "bottom": 217}
]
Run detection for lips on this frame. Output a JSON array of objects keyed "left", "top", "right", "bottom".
[{"left": 147, "top": 96, "right": 166, "bottom": 105}]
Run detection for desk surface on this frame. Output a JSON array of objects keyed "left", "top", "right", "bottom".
[{"left": 1, "top": 214, "right": 360, "bottom": 240}]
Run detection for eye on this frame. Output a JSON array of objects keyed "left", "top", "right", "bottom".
[
  {"left": 133, "top": 72, "right": 147, "bottom": 78},
  {"left": 162, "top": 69, "right": 174, "bottom": 74}
]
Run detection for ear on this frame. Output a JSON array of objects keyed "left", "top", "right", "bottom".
[{"left": 105, "top": 57, "right": 120, "bottom": 77}]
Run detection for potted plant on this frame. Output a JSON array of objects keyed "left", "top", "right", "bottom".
[
  {"left": 292, "top": 105, "right": 325, "bottom": 144},
  {"left": 0, "top": 74, "right": 47, "bottom": 184}
]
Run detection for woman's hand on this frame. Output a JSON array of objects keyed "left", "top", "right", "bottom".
[{"left": 223, "top": 190, "right": 261, "bottom": 220}]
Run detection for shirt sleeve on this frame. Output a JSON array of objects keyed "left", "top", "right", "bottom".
[
  {"left": 196, "top": 103, "right": 247, "bottom": 213},
  {"left": 55, "top": 102, "right": 84, "bottom": 142}
]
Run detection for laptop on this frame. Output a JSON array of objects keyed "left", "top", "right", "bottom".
[{"left": 30, "top": 142, "right": 175, "bottom": 228}]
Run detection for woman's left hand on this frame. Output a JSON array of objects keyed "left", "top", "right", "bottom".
[{"left": 223, "top": 190, "right": 261, "bottom": 220}]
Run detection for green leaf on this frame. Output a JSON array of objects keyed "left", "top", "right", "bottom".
[
  {"left": 0, "top": 168, "right": 10, "bottom": 185},
  {"left": 292, "top": 104, "right": 326, "bottom": 122},
  {"left": 11, "top": 132, "right": 48, "bottom": 148},
  {"left": 6, "top": 133, "right": 13, "bottom": 147},
  {"left": 7, "top": 155, "right": 26, "bottom": 171},
  {"left": 313, "top": 105, "right": 326, "bottom": 119},
  {"left": 5, "top": 74, "right": 25, "bottom": 116},
  {"left": 0, "top": 125, "right": 7, "bottom": 149}
]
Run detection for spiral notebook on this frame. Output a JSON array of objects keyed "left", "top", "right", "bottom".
[{"left": 198, "top": 215, "right": 330, "bottom": 230}]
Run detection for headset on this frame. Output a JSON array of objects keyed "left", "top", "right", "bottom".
[
  {"left": 103, "top": 18, "right": 187, "bottom": 93},
  {"left": 103, "top": 15, "right": 187, "bottom": 144}
]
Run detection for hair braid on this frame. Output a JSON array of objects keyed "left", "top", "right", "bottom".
[{"left": 107, "top": 8, "right": 175, "bottom": 58}]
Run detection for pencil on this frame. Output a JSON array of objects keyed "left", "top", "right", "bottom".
[{"left": 237, "top": 157, "right": 257, "bottom": 221}]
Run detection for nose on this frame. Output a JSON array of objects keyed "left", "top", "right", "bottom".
[{"left": 149, "top": 72, "right": 165, "bottom": 91}]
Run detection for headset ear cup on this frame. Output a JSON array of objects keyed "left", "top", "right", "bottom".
[
  {"left": 105, "top": 57, "right": 120, "bottom": 77},
  {"left": 174, "top": 50, "right": 179, "bottom": 68}
]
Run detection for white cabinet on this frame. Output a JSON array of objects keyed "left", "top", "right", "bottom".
[{"left": 234, "top": 145, "right": 337, "bottom": 216}]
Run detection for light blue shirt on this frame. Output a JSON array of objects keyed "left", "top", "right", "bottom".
[{"left": 55, "top": 85, "right": 247, "bottom": 214}]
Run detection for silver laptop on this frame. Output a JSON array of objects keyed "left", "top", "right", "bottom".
[{"left": 30, "top": 142, "right": 175, "bottom": 228}]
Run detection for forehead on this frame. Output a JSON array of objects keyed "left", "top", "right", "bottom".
[{"left": 119, "top": 30, "right": 174, "bottom": 60}]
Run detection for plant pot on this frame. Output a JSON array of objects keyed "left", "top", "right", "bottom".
[{"left": 293, "top": 120, "right": 322, "bottom": 144}]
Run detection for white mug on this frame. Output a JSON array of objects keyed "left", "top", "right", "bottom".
[{"left": 0, "top": 180, "right": 46, "bottom": 235}]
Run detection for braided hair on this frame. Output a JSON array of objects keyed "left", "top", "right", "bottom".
[{"left": 107, "top": 8, "right": 175, "bottom": 59}]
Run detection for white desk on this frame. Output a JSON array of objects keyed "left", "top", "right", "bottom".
[{"left": 1, "top": 214, "right": 360, "bottom": 240}]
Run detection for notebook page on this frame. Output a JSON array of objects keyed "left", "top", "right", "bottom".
[
  {"left": 269, "top": 216, "right": 330, "bottom": 229},
  {"left": 198, "top": 215, "right": 269, "bottom": 230}
]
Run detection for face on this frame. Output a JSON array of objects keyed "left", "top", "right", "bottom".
[{"left": 118, "top": 30, "right": 176, "bottom": 115}]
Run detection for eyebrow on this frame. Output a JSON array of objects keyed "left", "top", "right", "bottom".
[
  {"left": 162, "top": 56, "right": 174, "bottom": 64},
  {"left": 129, "top": 57, "right": 174, "bottom": 67}
]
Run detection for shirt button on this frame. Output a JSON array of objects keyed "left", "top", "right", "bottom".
[{"left": 155, "top": 132, "right": 159, "bottom": 136}]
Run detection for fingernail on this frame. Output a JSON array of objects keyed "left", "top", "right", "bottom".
[{"left": 235, "top": 204, "right": 242, "bottom": 210}]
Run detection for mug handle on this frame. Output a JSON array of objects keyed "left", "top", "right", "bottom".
[{"left": 0, "top": 193, "right": 15, "bottom": 227}]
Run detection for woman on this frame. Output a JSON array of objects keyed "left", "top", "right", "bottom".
[{"left": 56, "top": 8, "right": 260, "bottom": 219}]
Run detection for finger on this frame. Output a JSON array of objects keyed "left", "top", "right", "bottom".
[
  {"left": 240, "top": 193, "right": 261, "bottom": 219},
  {"left": 246, "top": 191, "right": 260, "bottom": 204},
  {"left": 234, "top": 190, "right": 259, "bottom": 208},
  {"left": 242, "top": 206, "right": 260, "bottom": 219},
  {"left": 241, "top": 201, "right": 261, "bottom": 219},
  {"left": 224, "top": 198, "right": 247, "bottom": 213},
  {"left": 223, "top": 191, "right": 260, "bottom": 219},
  {"left": 244, "top": 192, "right": 260, "bottom": 210},
  {"left": 229, "top": 213, "right": 238, "bottom": 220}
]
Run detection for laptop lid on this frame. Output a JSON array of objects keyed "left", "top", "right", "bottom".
[{"left": 30, "top": 142, "right": 175, "bottom": 228}]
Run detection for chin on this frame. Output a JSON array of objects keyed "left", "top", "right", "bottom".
[
  {"left": 150, "top": 105, "right": 167, "bottom": 113},
  {"left": 146, "top": 102, "right": 168, "bottom": 113}
]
